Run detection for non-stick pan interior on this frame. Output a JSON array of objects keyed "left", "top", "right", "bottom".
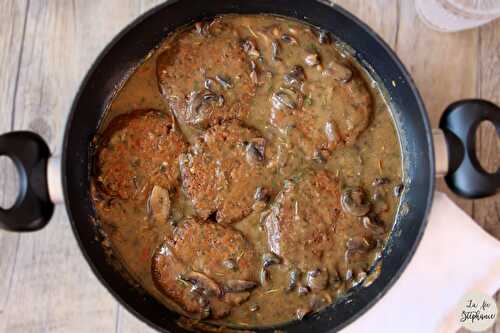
[{"left": 63, "top": 1, "right": 435, "bottom": 331}]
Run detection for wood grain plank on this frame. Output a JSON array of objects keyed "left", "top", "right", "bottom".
[
  {"left": 475, "top": 19, "right": 500, "bottom": 240},
  {"left": 394, "top": 0, "right": 479, "bottom": 216},
  {"left": 394, "top": 4, "right": 499, "bottom": 333},
  {"left": 0, "top": 1, "right": 142, "bottom": 332},
  {"left": 0, "top": 0, "right": 28, "bottom": 314},
  {"left": 1, "top": 1, "right": 497, "bottom": 332},
  {"left": 116, "top": 305, "right": 157, "bottom": 333},
  {"left": 138, "top": 0, "right": 164, "bottom": 13},
  {"left": 476, "top": 17, "right": 500, "bottom": 333},
  {"left": 335, "top": 0, "right": 399, "bottom": 47},
  {"left": 457, "top": 15, "right": 500, "bottom": 333},
  {"left": 339, "top": 3, "right": 499, "bottom": 332}
]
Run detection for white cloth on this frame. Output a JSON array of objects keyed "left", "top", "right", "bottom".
[{"left": 342, "top": 191, "right": 500, "bottom": 333}]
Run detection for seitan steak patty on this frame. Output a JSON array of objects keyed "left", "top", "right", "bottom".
[
  {"left": 180, "top": 120, "right": 270, "bottom": 224},
  {"left": 94, "top": 110, "right": 187, "bottom": 201},
  {"left": 152, "top": 219, "right": 259, "bottom": 319},
  {"left": 157, "top": 19, "right": 256, "bottom": 128}
]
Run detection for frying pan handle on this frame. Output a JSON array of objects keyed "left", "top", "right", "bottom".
[
  {"left": 439, "top": 99, "right": 500, "bottom": 199},
  {"left": 0, "top": 131, "right": 54, "bottom": 231}
]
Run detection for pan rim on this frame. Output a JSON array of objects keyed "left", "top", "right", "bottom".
[{"left": 62, "top": 1, "right": 435, "bottom": 332}]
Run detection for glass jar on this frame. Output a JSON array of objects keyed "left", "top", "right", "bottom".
[{"left": 415, "top": 0, "right": 500, "bottom": 32}]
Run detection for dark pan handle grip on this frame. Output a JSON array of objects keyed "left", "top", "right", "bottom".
[
  {"left": 0, "top": 131, "right": 54, "bottom": 231},
  {"left": 439, "top": 99, "right": 500, "bottom": 199}
]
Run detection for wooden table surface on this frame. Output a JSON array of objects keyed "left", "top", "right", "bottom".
[{"left": 0, "top": 1, "right": 498, "bottom": 332}]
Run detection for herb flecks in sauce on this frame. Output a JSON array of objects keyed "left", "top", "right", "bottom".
[{"left": 91, "top": 14, "right": 402, "bottom": 328}]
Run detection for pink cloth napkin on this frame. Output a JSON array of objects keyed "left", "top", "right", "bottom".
[{"left": 342, "top": 191, "right": 500, "bottom": 333}]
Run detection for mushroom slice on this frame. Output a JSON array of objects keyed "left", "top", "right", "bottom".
[
  {"left": 317, "top": 29, "right": 331, "bottom": 44},
  {"left": 272, "top": 40, "right": 281, "bottom": 61},
  {"left": 241, "top": 39, "right": 260, "bottom": 58},
  {"left": 272, "top": 88, "right": 299, "bottom": 110},
  {"left": 183, "top": 271, "right": 222, "bottom": 297},
  {"left": 296, "top": 307, "right": 312, "bottom": 320},
  {"left": 245, "top": 138, "right": 266, "bottom": 164},
  {"left": 187, "top": 90, "right": 224, "bottom": 119},
  {"left": 394, "top": 183, "right": 404, "bottom": 197},
  {"left": 281, "top": 34, "right": 298, "bottom": 45},
  {"left": 362, "top": 215, "right": 385, "bottom": 235},
  {"left": 297, "top": 284, "right": 310, "bottom": 296},
  {"left": 215, "top": 75, "right": 233, "bottom": 90},
  {"left": 223, "top": 280, "right": 258, "bottom": 293},
  {"left": 346, "top": 236, "right": 377, "bottom": 252},
  {"left": 195, "top": 21, "right": 211, "bottom": 36},
  {"left": 283, "top": 65, "right": 305, "bottom": 88},
  {"left": 286, "top": 268, "right": 301, "bottom": 292},
  {"left": 147, "top": 185, "right": 171, "bottom": 223},
  {"left": 262, "top": 252, "right": 281, "bottom": 268},
  {"left": 341, "top": 187, "right": 370, "bottom": 217},
  {"left": 254, "top": 186, "right": 270, "bottom": 202},
  {"left": 305, "top": 268, "right": 329, "bottom": 291},
  {"left": 260, "top": 267, "right": 270, "bottom": 285},
  {"left": 222, "top": 258, "right": 238, "bottom": 271},
  {"left": 322, "top": 61, "right": 353, "bottom": 83},
  {"left": 305, "top": 53, "right": 320, "bottom": 66}
]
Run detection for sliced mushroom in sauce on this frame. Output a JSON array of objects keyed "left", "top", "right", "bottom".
[
  {"left": 245, "top": 138, "right": 266, "bottom": 164},
  {"left": 183, "top": 271, "right": 222, "bottom": 297},
  {"left": 281, "top": 33, "right": 298, "bottom": 45},
  {"left": 262, "top": 252, "right": 281, "bottom": 268},
  {"left": 362, "top": 215, "right": 386, "bottom": 235},
  {"left": 305, "top": 53, "right": 320, "bottom": 66},
  {"left": 195, "top": 21, "right": 211, "bottom": 36},
  {"left": 296, "top": 307, "right": 312, "bottom": 320},
  {"left": 223, "top": 280, "right": 258, "bottom": 293},
  {"left": 287, "top": 268, "right": 301, "bottom": 292},
  {"left": 283, "top": 65, "right": 306, "bottom": 88},
  {"left": 222, "top": 258, "right": 238, "bottom": 271},
  {"left": 306, "top": 268, "right": 329, "bottom": 291},
  {"left": 297, "top": 285, "right": 310, "bottom": 296},
  {"left": 215, "top": 75, "right": 233, "bottom": 90},
  {"left": 147, "top": 185, "right": 171, "bottom": 223},
  {"left": 241, "top": 39, "right": 260, "bottom": 58},
  {"left": 394, "top": 183, "right": 404, "bottom": 197},
  {"left": 317, "top": 30, "right": 332, "bottom": 44},
  {"left": 272, "top": 88, "right": 300, "bottom": 110},
  {"left": 92, "top": 14, "right": 403, "bottom": 327},
  {"left": 271, "top": 40, "right": 281, "bottom": 61},
  {"left": 322, "top": 61, "right": 353, "bottom": 83},
  {"left": 254, "top": 186, "right": 270, "bottom": 202},
  {"left": 187, "top": 90, "right": 224, "bottom": 119},
  {"left": 341, "top": 187, "right": 371, "bottom": 217}
]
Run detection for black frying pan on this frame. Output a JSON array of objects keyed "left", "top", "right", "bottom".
[{"left": 0, "top": 1, "right": 499, "bottom": 332}]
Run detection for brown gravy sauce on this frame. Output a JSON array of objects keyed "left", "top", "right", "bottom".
[{"left": 91, "top": 14, "right": 403, "bottom": 329}]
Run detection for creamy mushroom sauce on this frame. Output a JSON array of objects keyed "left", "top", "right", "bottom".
[{"left": 91, "top": 15, "right": 403, "bottom": 328}]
